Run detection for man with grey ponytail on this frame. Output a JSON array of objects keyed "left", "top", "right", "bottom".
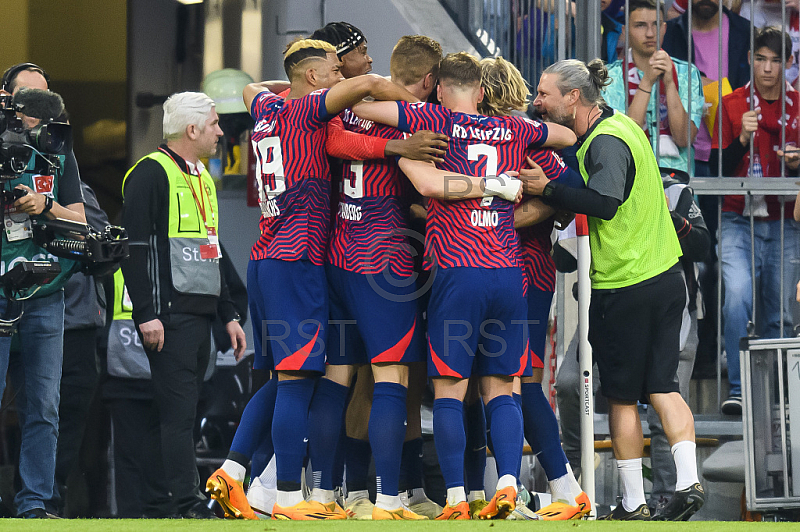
[{"left": 522, "top": 58, "right": 704, "bottom": 521}]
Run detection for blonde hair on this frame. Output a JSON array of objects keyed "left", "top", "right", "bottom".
[
  {"left": 479, "top": 57, "right": 530, "bottom": 117},
  {"left": 283, "top": 38, "right": 337, "bottom": 78},
  {"left": 438, "top": 52, "right": 482, "bottom": 88},
  {"left": 390, "top": 35, "right": 442, "bottom": 86}
]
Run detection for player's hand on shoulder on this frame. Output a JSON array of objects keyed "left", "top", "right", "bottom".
[
  {"left": 388, "top": 130, "right": 449, "bottom": 163},
  {"left": 518, "top": 156, "right": 548, "bottom": 196}
]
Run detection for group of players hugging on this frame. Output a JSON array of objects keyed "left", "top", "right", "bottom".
[{"left": 205, "top": 22, "right": 591, "bottom": 521}]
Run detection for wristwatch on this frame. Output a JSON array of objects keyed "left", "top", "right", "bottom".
[
  {"left": 42, "top": 194, "right": 54, "bottom": 213},
  {"left": 542, "top": 181, "right": 556, "bottom": 198},
  {"left": 230, "top": 313, "right": 241, "bottom": 323}
]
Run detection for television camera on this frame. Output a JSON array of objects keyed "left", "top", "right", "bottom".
[
  {"left": 0, "top": 216, "right": 129, "bottom": 336},
  {"left": 0, "top": 88, "right": 128, "bottom": 334},
  {"left": 0, "top": 89, "right": 70, "bottom": 181}
]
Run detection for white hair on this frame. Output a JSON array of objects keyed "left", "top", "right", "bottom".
[{"left": 162, "top": 91, "right": 216, "bottom": 140}]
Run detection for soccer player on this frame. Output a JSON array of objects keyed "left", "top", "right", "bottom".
[
  {"left": 208, "top": 38, "right": 419, "bottom": 521},
  {"left": 304, "top": 34, "right": 445, "bottom": 521},
  {"left": 479, "top": 57, "right": 590, "bottom": 521},
  {"left": 207, "top": 26, "right": 445, "bottom": 520},
  {"left": 310, "top": 23, "right": 446, "bottom": 520},
  {"left": 353, "top": 52, "right": 576, "bottom": 520},
  {"left": 402, "top": 57, "right": 589, "bottom": 520}
]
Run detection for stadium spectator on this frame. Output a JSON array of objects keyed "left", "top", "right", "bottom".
[
  {"left": 739, "top": 0, "right": 799, "bottom": 85},
  {"left": 710, "top": 26, "right": 800, "bottom": 414},
  {"left": 604, "top": 0, "right": 704, "bottom": 175}
]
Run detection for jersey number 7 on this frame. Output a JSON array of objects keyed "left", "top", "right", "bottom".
[{"left": 468, "top": 143, "right": 498, "bottom": 177}]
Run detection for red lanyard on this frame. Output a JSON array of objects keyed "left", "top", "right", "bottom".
[{"left": 160, "top": 148, "right": 214, "bottom": 228}]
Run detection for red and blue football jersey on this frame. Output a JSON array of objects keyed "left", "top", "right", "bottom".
[
  {"left": 396, "top": 101, "right": 549, "bottom": 269},
  {"left": 249, "top": 89, "right": 333, "bottom": 265},
  {"left": 327, "top": 108, "right": 415, "bottom": 276},
  {"left": 516, "top": 148, "right": 568, "bottom": 293}
]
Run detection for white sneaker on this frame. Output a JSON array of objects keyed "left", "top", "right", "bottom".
[
  {"left": 247, "top": 476, "right": 275, "bottom": 518},
  {"left": 334, "top": 486, "right": 346, "bottom": 510},
  {"left": 400, "top": 488, "right": 443, "bottom": 519},
  {"left": 507, "top": 501, "right": 541, "bottom": 520},
  {"left": 345, "top": 497, "right": 375, "bottom": 520}
]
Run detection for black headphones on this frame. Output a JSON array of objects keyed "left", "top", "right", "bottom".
[{"left": 1, "top": 62, "right": 50, "bottom": 93}]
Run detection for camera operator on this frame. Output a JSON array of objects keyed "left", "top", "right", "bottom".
[
  {"left": 120, "top": 91, "right": 245, "bottom": 519},
  {"left": 0, "top": 63, "right": 86, "bottom": 519}
]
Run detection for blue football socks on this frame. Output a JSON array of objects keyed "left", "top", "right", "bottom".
[
  {"left": 345, "top": 437, "right": 372, "bottom": 493},
  {"left": 463, "top": 399, "right": 486, "bottom": 493},
  {"left": 485, "top": 395, "right": 523, "bottom": 480},
  {"left": 370, "top": 382, "right": 408, "bottom": 497},
  {"left": 399, "top": 437, "right": 424, "bottom": 491},
  {"left": 307, "top": 378, "right": 349, "bottom": 490},
  {"left": 521, "top": 381, "right": 568, "bottom": 480},
  {"left": 229, "top": 376, "right": 277, "bottom": 464},
  {"left": 433, "top": 398, "right": 466, "bottom": 489},
  {"left": 273, "top": 377, "right": 315, "bottom": 490}
]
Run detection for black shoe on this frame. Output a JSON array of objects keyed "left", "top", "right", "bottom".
[
  {"left": 721, "top": 395, "right": 742, "bottom": 416},
  {"left": 597, "top": 503, "right": 651, "bottom": 520},
  {"left": 653, "top": 483, "right": 705, "bottom": 521},
  {"left": 19, "top": 508, "right": 60, "bottom": 519},
  {"left": 182, "top": 501, "right": 220, "bottom": 519}
]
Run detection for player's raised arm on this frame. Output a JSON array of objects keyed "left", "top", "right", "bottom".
[
  {"left": 243, "top": 81, "right": 289, "bottom": 111},
  {"left": 398, "top": 158, "right": 521, "bottom": 203},
  {"left": 348, "top": 99, "right": 403, "bottom": 129},
  {"left": 325, "top": 74, "right": 417, "bottom": 117},
  {"left": 540, "top": 121, "right": 577, "bottom": 150}
]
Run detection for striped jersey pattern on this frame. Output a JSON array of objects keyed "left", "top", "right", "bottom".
[
  {"left": 249, "top": 89, "right": 333, "bottom": 265},
  {"left": 516, "top": 148, "right": 567, "bottom": 293},
  {"left": 327, "top": 108, "right": 415, "bottom": 276},
  {"left": 396, "top": 101, "right": 549, "bottom": 269}
]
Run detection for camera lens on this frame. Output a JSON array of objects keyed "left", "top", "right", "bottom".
[{"left": 27, "top": 122, "right": 69, "bottom": 153}]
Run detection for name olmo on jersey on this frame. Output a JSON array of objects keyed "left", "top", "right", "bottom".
[{"left": 470, "top": 209, "right": 499, "bottom": 227}]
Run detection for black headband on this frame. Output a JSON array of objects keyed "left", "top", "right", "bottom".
[
  {"left": 311, "top": 22, "right": 366, "bottom": 59},
  {"left": 1, "top": 62, "right": 50, "bottom": 92},
  {"left": 335, "top": 27, "right": 365, "bottom": 58}
]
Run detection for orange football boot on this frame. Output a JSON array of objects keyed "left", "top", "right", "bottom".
[{"left": 205, "top": 468, "right": 257, "bottom": 520}]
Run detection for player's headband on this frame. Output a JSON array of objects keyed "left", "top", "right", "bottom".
[{"left": 311, "top": 22, "right": 366, "bottom": 59}]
